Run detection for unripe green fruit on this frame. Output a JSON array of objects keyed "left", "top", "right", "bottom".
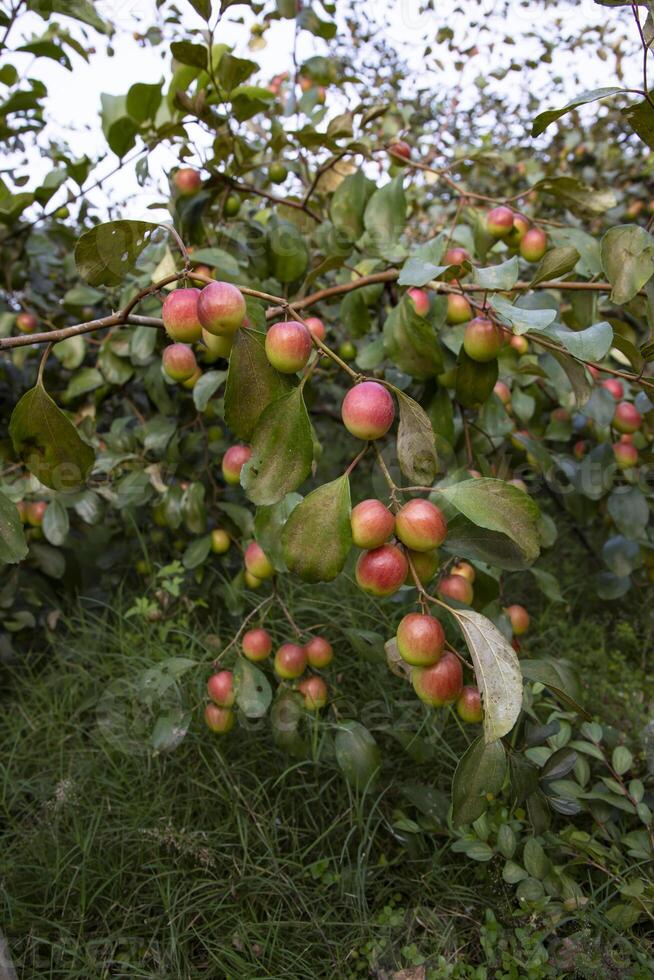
[
  {"left": 204, "top": 703, "right": 235, "bottom": 733},
  {"left": 242, "top": 627, "right": 272, "bottom": 661},
  {"left": 211, "top": 529, "right": 230, "bottom": 554},
  {"left": 222, "top": 444, "right": 252, "bottom": 485},
  {"left": 224, "top": 194, "right": 240, "bottom": 217},
  {"left": 304, "top": 636, "right": 333, "bottom": 668},
  {"left": 396, "top": 613, "right": 445, "bottom": 667},
  {"left": 355, "top": 544, "right": 408, "bottom": 597},
  {"left": 463, "top": 317, "right": 503, "bottom": 363},
  {"left": 405, "top": 548, "right": 440, "bottom": 585},
  {"left": 197, "top": 281, "right": 246, "bottom": 336},
  {"left": 269, "top": 162, "right": 288, "bottom": 183},
  {"left": 244, "top": 570, "right": 263, "bottom": 589},
  {"left": 412, "top": 652, "right": 463, "bottom": 707},
  {"left": 338, "top": 341, "right": 357, "bottom": 360},
  {"left": 181, "top": 367, "right": 202, "bottom": 389},
  {"left": 162, "top": 342, "right": 197, "bottom": 382},
  {"left": 274, "top": 642, "right": 307, "bottom": 679},
  {"left": 207, "top": 670, "right": 235, "bottom": 707},
  {"left": 446, "top": 293, "right": 472, "bottom": 324},
  {"left": 395, "top": 499, "right": 447, "bottom": 552},
  {"left": 519, "top": 227, "right": 547, "bottom": 263},
  {"left": 244, "top": 541, "right": 275, "bottom": 579},
  {"left": 298, "top": 675, "right": 328, "bottom": 710},
  {"left": 202, "top": 329, "right": 233, "bottom": 360},
  {"left": 162, "top": 288, "right": 203, "bottom": 343},
  {"left": 456, "top": 685, "right": 483, "bottom": 723},
  {"left": 351, "top": 499, "right": 395, "bottom": 549},
  {"left": 265, "top": 320, "right": 313, "bottom": 373},
  {"left": 341, "top": 381, "right": 395, "bottom": 440}
]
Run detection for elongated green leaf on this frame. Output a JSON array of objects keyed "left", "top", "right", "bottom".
[
  {"left": 437, "top": 478, "right": 540, "bottom": 563},
  {"left": 282, "top": 474, "right": 352, "bottom": 582},
  {"left": 255, "top": 493, "right": 302, "bottom": 571},
  {"left": 449, "top": 609, "right": 522, "bottom": 742},
  {"left": 520, "top": 658, "right": 590, "bottom": 719},
  {"left": 622, "top": 96, "right": 654, "bottom": 151},
  {"left": 241, "top": 388, "right": 313, "bottom": 505},
  {"left": 452, "top": 736, "right": 506, "bottom": 825},
  {"left": 329, "top": 168, "right": 375, "bottom": 243},
  {"left": 601, "top": 225, "right": 654, "bottom": 304},
  {"left": 383, "top": 298, "right": 443, "bottom": 379},
  {"left": 455, "top": 350, "right": 498, "bottom": 408},
  {"left": 395, "top": 390, "right": 438, "bottom": 485},
  {"left": 531, "top": 87, "right": 624, "bottom": 136},
  {"left": 363, "top": 175, "right": 406, "bottom": 262},
  {"left": 9, "top": 382, "right": 94, "bottom": 491},
  {"left": 529, "top": 246, "right": 580, "bottom": 287},
  {"left": 43, "top": 499, "right": 69, "bottom": 546},
  {"left": 75, "top": 220, "right": 158, "bottom": 287},
  {"left": 0, "top": 491, "right": 28, "bottom": 564},
  {"left": 534, "top": 177, "right": 616, "bottom": 214},
  {"left": 224, "top": 329, "right": 291, "bottom": 440},
  {"left": 334, "top": 721, "right": 381, "bottom": 791},
  {"left": 266, "top": 220, "right": 309, "bottom": 283}
]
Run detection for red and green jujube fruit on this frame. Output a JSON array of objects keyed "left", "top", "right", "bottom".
[
  {"left": 438, "top": 574, "right": 474, "bottom": 605},
  {"left": 355, "top": 544, "right": 408, "bottom": 597},
  {"left": 396, "top": 613, "right": 445, "bottom": 667},
  {"left": 265, "top": 320, "right": 313, "bottom": 373},
  {"left": 463, "top": 317, "right": 503, "bottom": 362},
  {"left": 207, "top": 670, "right": 235, "bottom": 707},
  {"left": 412, "top": 652, "right": 463, "bottom": 707},
  {"left": 16, "top": 311, "right": 38, "bottom": 333},
  {"left": 506, "top": 212, "right": 530, "bottom": 246},
  {"left": 210, "top": 529, "right": 230, "bottom": 554},
  {"left": 162, "top": 342, "right": 197, "bottom": 382},
  {"left": 298, "top": 675, "right": 328, "bottom": 710},
  {"left": 244, "top": 571, "right": 263, "bottom": 589},
  {"left": 506, "top": 603, "right": 529, "bottom": 635},
  {"left": 204, "top": 703, "right": 235, "bottom": 733},
  {"left": 174, "top": 167, "right": 202, "bottom": 194},
  {"left": 486, "top": 205, "right": 515, "bottom": 238},
  {"left": 304, "top": 636, "right": 333, "bottom": 669},
  {"left": 510, "top": 334, "right": 528, "bottom": 354},
  {"left": 613, "top": 401, "right": 641, "bottom": 434},
  {"left": 395, "top": 499, "right": 447, "bottom": 552},
  {"left": 456, "top": 685, "right": 483, "bottom": 723},
  {"left": 446, "top": 293, "right": 472, "bottom": 324},
  {"left": 181, "top": 367, "right": 202, "bottom": 390},
  {"left": 493, "top": 380, "right": 511, "bottom": 406},
  {"left": 341, "top": 381, "right": 395, "bottom": 440},
  {"left": 222, "top": 445, "right": 252, "bottom": 485},
  {"left": 242, "top": 627, "right": 272, "bottom": 661},
  {"left": 388, "top": 139, "right": 411, "bottom": 162},
  {"left": 162, "top": 287, "right": 203, "bottom": 343},
  {"left": 351, "top": 498, "right": 395, "bottom": 549},
  {"left": 244, "top": 542, "right": 275, "bottom": 580},
  {"left": 451, "top": 561, "right": 475, "bottom": 583},
  {"left": 519, "top": 227, "right": 547, "bottom": 262},
  {"left": 405, "top": 548, "right": 440, "bottom": 584},
  {"left": 26, "top": 500, "right": 47, "bottom": 526},
  {"left": 274, "top": 642, "right": 307, "bottom": 679},
  {"left": 303, "top": 316, "right": 326, "bottom": 341},
  {"left": 202, "top": 329, "right": 233, "bottom": 360},
  {"left": 602, "top": 378, "right": 624, "bottom": 400},
  {"left": 614, "top": 437, "right": 638, "bottom": 469},
  {"left": 197, "top": 281, "right": 246, "bottom": 336},
  {"left": 407, "top": 287, "right": 430, "bottom": 317},
  {"left": 443, "top": 246, "right": 470, "bottom": 265}
]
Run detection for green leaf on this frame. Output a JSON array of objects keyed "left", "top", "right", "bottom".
[
  {"left": 126, "top": 81, "right": 162, "bottom": 123},
  {"left": 330, "top": 169, "right": 375, "bottom": 244},
  {"left": 271, "top": 689, "right": 307, "bottom": 757},
  {"left": 0, "top": 491, "right": 28, "bottom": 564},
  {"left": 395, "top": 390, "right": 438, "bottom": 485},
  {"left": 241, "top": 388, "right": 313, "bottom": 505},
  {"left": 452, "top": 737, "right": 506, "bottom": 825},
  {"left": 529, "top": 246, "right": 581, "bottom": 287},
  {"left": 397, "top": 235, "right": 446, "bottom": 287},
  {"left": 75, "top": 220, "right": 158, "bottom": 287},
  {"left": 182, "top": 534, "right": 212, "bottom": 570},
  {"left": 9, "top": 382, "right": 95, "bottom": 491},
  {"left": 531, "top": 87, "right": 624, "bottom": 136},
  {"left": 334, "top": 721, "right": 381, "bottom": 791},
  {"left": 193, "top": 370, "right": 226, "bottom": 412},
  {"left": 282, "top": 474, "right": 352, "bottom": 582},
  {"left": 473, "top": 256, "right": 519, "bottom": 290},
  {"left": 448, "top": 609, "right": 523, "bottom": 742},
  {"left": 622, "top": 95, "right": 654, "bottom": 150},
  {"left": 234, "top": 659, "right": 272, "bottom": 718},
  {"left": 455, "top": 350, "right": 498, "bottom": 408},
  {"left": 489, "top": 295, "right": 556, "bottom": 335},
  {"left": 187, "top": 0, "right": 211, "bottom": 19},
  {"left": 224, "top": 329, "right": 292, "bottom": 440},
  {"left": 266, "top": 220, "right": 309, "bottom": 283},
  {"left": 31, "top": 0, "right": 110, "bottom": 32},
  {"left": 171, "top": 40, "right": 207, "bottom": 69},
  {"left": 534, "top": 176, "right": 616, "bottom": 214},
  {"left": 43, "top": 499, "right": 69, "bottom": 546},
  {"left": 254, "top": 493, "right": 302, "bottom": 571},
  {"left": 383, "top": 297, "right": 443, "bottom": 379},
  {"left": 607, "top": 486, "right": 649, "bottom": 539},
  {"left": 363, "top": 175, "right": 406, "bottom": 262},
  {"left": 601, "top": 225, "right": 654, "bottom": 304},
  {"left": 186, "top": 246, "right": 240, "bottom": 279},
  {"left": 437, "top": 478, "right": 541, "bottom": 564},
  {"left": 540, "top": 320, "right": 613, "bottom": 361},
  {"left": 99, "top": 94, "right": 138, "bottom": 157},
  {"left": 521, "top": 658, "right": 590, "bottom": 718},
  {"left": 218, "top": 53, "right": 257, "bottom": 92}
]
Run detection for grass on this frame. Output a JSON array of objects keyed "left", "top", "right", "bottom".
[{"left": 1, "top": 541, "right": 653, "bottom": 978}]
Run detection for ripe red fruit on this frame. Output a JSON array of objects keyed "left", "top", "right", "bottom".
[
  {"left": 613, "top": 401, "right": 641, "bottom": 434},
  {"left": 204, "top": 703, "right": 235, "bottom": 733},
  {"left": 456, "top": 686, "right": 483, "bottom": 723},
  {"left": 396, "top": 613, "right": 445, "bottom": 667},
  {"left": 25, "top": 500, "right": 47, "bottom": 527},
  {"left": 162, "top": 343, "right": 197, "bottom": 382},
  {"left": 207, "top": 670, "right": 235, "bottom": 707},
  {"left": 451, "top": 561, "right": 475, "bottom": 583},
  {"left": 197, "top": 281, "right": 246, "bottom": 336},
  {"left": 242, "top": 627, "right": 272, "bottom": 661},
  {"left": 395, "top": 499, "right": 447, "bottom": 552},
  {"left": 303, "top": 316, "right": 326, "bottom": 341},
  {"left": 614, "top": 438, "right": 638, "bottom": 469},
  {"left": 222, "top": 444, "right": 252, "bottom": 485},
  {"left": 602, "top": 379, "right": 624, "bottom": 400},
  {"left": 493, "top": 380, "right": 511, "bottom": 406},
  {"left": 304, "top": 636, "right": 333, "bottom": 669},
  {"left": 486, "top": 205, "right": 515, "bottom": 238},
  {"left": 407, "top": 287, "right": 430, "bottom": 317},
  {"left": 519, "top": 227, "right": 547, "bottom": 263},
  {"left": 506, "top": 603, "right": 529, "bottom": 635},
  {"left": 446, "top": 293, "right": 472, "bottom": 325},
  {"left": 298, "top": 675, "right": 328, "bottom": 710},
  {"left": 389, "top": 140, "right": 411, "bottom": 162},
  {"left": 341, "top": 381, "right": 395, "bottom": 440},
  {"left": 507, "top": 212, "right": 530, "bottom": 245},
  {"left": 244, "top": 542, "right": 274, "bottom": 579},
  {"left": 405, "top": 549, "right": 440, "bottom": 585},
  {"left": 162, "top": 288, "right": 202, "bottom": 343},
  {"left": 265, "top": 320, "right": 313, "bottom": 373},
  {"left": 16, "top": 311, "right": 38, "bottom": 333},
  {"left": 174, "top": 167, "right": 202, "bottom": 194},
  {"left": 444, "top": 247, "right": 470, "bottom": 265},
  {"left": 412, "top": 652, "right": 463, "bottom": 707},
  {"left": 438, "top": 574, "right": 473, "bottom": 605},
  {"left": 355, "top": 544, "right": 408, "bottom": 597},
  {"left": 463, "top": 316, "right": 503, "bottom": 362},
  {"left": 351, "top": 499, "right": 395, "bottom": 549},
  {"left": 573, "top": 440, "right": 587, "bottom": 460},
  {"left": 274, "top": 642, "right": 307, "bottom": 679}
]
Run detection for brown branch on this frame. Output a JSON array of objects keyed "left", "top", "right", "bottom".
[{"left": 227, "top": 177, "right": 322, "bottom": 223}]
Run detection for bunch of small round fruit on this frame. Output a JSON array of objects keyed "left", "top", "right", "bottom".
[{"left": 204, "top": 629, "right": 333, "bottom": 734}]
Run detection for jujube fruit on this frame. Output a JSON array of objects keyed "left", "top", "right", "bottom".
[{"left": 396, "top": 613, "right": 445, "bottom": 667}]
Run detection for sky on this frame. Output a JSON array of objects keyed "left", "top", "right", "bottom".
[{"left": 4, "top": 0, "right": 642, "bottom": 223}]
